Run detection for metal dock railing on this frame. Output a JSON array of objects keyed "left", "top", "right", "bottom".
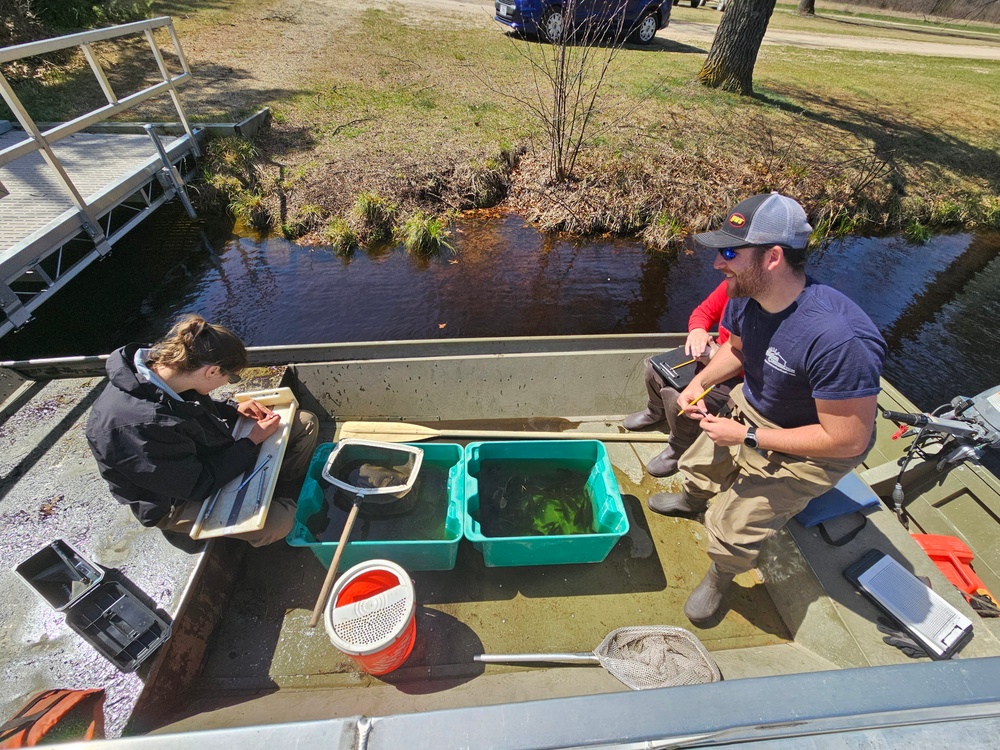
[{"left": 0, "top": 17, "right": 202, "bottom": 340}]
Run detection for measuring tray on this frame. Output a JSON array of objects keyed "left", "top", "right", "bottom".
[
  {"left": 15, "top": 539, "right": 172, "bottom": 672},
  {"left": 191, "top": 387, "right": 299, "bottom": 539}
]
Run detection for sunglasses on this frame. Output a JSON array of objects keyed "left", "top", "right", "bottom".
[
  {"left": 719, "top": 244, "right": 798, "bottom": 261},
  {"left": 214, "top": 366, "right": 242, "bottom": 384},
  {"left": 718, "top": 246, "right": 746, "bottom": 261}
]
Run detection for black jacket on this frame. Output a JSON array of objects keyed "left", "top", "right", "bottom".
[{"left": 86, "top": 343, "right": 259, "bottom": 526}]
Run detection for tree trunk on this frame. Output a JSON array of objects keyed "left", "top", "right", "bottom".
[
  {"left": 696, "top": 0, "right": 777, "bottom": 96},
  {"left": 797, "top": 0, "right": 815, "bottom": 14}
]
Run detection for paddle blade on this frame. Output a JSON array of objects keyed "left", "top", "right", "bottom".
[{"left": 338, "top": 421, "right": 438, "bottom": 442}]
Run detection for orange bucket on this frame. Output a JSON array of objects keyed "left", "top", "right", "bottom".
[{"left": 324, "top": 559, "right": 416, "bottom": 675}]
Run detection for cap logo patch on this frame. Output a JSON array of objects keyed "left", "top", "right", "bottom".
[{"left": 728, "top": 213, "right": 746, "bottom": 227}]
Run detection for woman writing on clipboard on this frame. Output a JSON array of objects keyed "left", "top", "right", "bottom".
[
  {"left": 624, "top": 281, "right": 741, "bottom": 478},
  {"left": 86, "top": 314, "right": 318, "bottom": 547}
]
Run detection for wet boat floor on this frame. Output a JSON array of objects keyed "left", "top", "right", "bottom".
[{"left": 164, "top": 434, "right": 792, "bottom": 729}]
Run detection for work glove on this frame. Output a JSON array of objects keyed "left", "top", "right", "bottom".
[{"left": 876, "top": 616, "right": 929, "bottom": 659}]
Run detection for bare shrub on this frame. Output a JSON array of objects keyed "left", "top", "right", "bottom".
[{"left": 479, "top": 2, "right": 643, "bottom": 182}]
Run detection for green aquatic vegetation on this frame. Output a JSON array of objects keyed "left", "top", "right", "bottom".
[
  {"left": 229, "top": 191, "right": 272, "bottom": 231},
  {"left": 323, "top": 217, "right": 357, "bottom": 255},
  {"left": 282, "top": 203, "right": 324, "bottom": 238},
  {"left": 903, "top": 219, "right": 932, "bottom": 244},
  {"left": 478, "top": 462, "right": 595, "bottom": 538},
  {"left": 399, "top": 211, "right": 454, "bottom": 256},
  {"left": 983, "top": 197, "right": 1000, "bottom": 229},
  {"left": 642, "top": 212, "right": 685, "bottom": 252},
  {"left": 353, "top": 192, "right": 397, "bottom": 243}
]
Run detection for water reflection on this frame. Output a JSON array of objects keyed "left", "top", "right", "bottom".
[{"left": 3, "top": 204, "right": 999, "bottom": 412}]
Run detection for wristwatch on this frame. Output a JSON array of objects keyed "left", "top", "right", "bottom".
[{"left": 743, "top": 426, "right": 759, "bottom": 449}]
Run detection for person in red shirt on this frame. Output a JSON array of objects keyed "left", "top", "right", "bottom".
[{"left": 624, "top": 281, "right": 742, "bottom": 476}]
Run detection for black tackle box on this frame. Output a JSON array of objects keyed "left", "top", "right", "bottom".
[{"left": 15, "top": 539, "right": 172, "bottom": 672}]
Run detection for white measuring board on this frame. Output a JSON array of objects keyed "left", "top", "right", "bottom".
[{"left": 190, "top": 387, "right": 299, "bottom": 540}]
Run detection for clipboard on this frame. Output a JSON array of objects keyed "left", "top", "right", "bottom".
[
  {"left": 650, "top": 349, "right": 697, "bottom": 391},
  {"left": 189, "top": 387, "right": 299, "bottom": 540}
]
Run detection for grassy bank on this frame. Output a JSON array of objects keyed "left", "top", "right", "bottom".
[
  {"left": 193, "top": 2, "right": 1000, "bottom": 248},
  {"left": 5, "top": 0, "right": 1000, "bottom": 250}
]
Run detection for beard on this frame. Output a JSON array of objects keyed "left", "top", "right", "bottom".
[{"left": 726, "top": 253, "right": 769, "bottom": 299}]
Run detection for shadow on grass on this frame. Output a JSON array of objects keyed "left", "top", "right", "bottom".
[
  {"left": 0, "top": 32, "right": 303, "bottom": 149},
  {"left": 502, "top": 29, "right": 707, "bottom": 54},
  {"left": 756, "top": 85, "right": 1000, "bottom": 197},
  {"left": 151, "top": 0, "right": 234, "bottom": 15}
]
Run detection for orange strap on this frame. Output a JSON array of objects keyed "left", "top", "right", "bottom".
[{"left": 0, "top": 688, "right": 105, "bottom": 747}]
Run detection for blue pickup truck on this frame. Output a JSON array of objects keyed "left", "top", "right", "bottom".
[{"left": 494, "top": 0, "right": 672, "bottom": 45}]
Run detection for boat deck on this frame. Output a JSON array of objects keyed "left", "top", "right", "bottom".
[
  {"left": 3, "top": 335, "right": 1000, "bottom": 739},
  {"left": 159, "top": 420, "right": 802, "bottom": 730},
  {"left": 155, "top": 414, "right": 1000, "bottom": 733}
]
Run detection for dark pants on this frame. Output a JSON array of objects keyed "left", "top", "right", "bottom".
[{"left": 640, "top": 357, "right": 739, "bottom": 451}]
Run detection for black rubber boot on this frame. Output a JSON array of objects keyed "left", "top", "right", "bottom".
[
  {"left": 684, "top": 563, "right": 736, "bottom": 623},
  {"left": 684, "top": 563, "right": 735, "bottom": 624},
  {"left": 646, "top": 445, "right": 682, "bottom": 477},
  {"left": 646, "top": 490, "right": 706, "bottom": 516},
  {"left": 624, "top": 405, "right": 665, "bottom": 431}
]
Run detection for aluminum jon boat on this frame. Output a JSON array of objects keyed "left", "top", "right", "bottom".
[{"left": 2, "top": 333, "right": 1000, "bottom": 748}]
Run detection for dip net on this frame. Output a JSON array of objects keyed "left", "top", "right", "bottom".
[
  {"left": 592, "top": 626, "right": 721, "bottom": 690},
  {"left": 476, "top": 625, "right": 721, "bottom": 690}
]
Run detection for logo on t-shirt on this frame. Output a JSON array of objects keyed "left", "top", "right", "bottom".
[{"left": 764, "top": 346, "right": 796, "bottom": 375}]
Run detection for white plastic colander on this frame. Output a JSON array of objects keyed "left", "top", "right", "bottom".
[{"left": 324, "top": 559, "right": 416, "bottom": 658}]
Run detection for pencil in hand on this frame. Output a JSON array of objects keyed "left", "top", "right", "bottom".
[{"left": 678, "top": 384, "right": 716, "bottom": 416}]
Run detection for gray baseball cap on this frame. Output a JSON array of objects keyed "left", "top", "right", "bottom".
[{"left": 694, "top": 192, "right": 812, "bottom": 250}]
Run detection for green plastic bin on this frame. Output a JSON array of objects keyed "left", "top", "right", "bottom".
[
  {"left": 287, "top": 442, "right": 465, "bottom": 571},
  {"left": 464, "top": 440, "right": 628, "bottom": 567}
]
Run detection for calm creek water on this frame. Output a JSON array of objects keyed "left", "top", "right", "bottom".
[{"left": 4, "top": 205, "right": 1000, "bottom": 413}]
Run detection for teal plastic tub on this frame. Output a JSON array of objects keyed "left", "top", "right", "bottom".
[
  {"left": 464, "top": 440, "right": 628, "bottom": 567},
  {"left": 287, "top": 442, "right": 465, "bottom": 571}
]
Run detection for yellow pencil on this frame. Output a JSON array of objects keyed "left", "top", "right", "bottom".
[
  {"left": 678, "top": 384, "right": 716, "bottom": 416},
  {"left": 675, "top": 358, "right": 696, "bottom": 369}
]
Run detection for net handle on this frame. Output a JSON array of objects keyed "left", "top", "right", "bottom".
[
  {"left": 308, "top": 502, "right": 360, "bottom": 628},
  {"left": 474, "top": 653, "right": 598, "bottom": 663}
]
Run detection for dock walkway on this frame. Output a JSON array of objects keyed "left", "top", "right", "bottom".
[
  {"left": 0, "top": 128, "right": 184, "bottom": 253},
  {"left": 0, "top": 16, "right": 200, "bottom": 339}
]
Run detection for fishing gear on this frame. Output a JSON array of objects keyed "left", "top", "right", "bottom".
[{"left": 881, "top": 384, "right": 1000, "bottom": 527}]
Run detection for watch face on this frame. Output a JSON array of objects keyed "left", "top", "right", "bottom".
[{"left": 744, "top": 428, "right": 758, "bottom": 448}]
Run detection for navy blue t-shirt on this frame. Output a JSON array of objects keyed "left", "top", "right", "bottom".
[{"left": 721, "top": 278, "right": 887, "bottom": 428}]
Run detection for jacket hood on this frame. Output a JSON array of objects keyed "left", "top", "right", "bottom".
[{"left": 106, "top": 343, "right": 163, "bottom": 402}]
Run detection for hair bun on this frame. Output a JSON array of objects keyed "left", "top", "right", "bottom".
[
  {"left": 147, "top": 313, "right": 247, "bottom": 375},
  {"left": 177, "top": 313, "right": 207, "bottom": 344}
]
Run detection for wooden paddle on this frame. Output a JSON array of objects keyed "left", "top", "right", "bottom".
[{"left": 338, "top": 421, "right": 670, "bottom": 443}]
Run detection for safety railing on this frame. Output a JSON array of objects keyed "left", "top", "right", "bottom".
[
  {"left": 0, "top": 16, "right": 198, "bottom": 168},
  {"left": 0, "top": 17, "right": 200, "bottom": 334}
]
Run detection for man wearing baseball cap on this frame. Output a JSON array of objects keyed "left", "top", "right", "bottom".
[{"left": 648, "top": 192, "right": 887, "bottom": 624}]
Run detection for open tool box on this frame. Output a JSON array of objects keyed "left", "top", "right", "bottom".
[{"left": 15, "top": 539, "right": 171, "bottom": 672}]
